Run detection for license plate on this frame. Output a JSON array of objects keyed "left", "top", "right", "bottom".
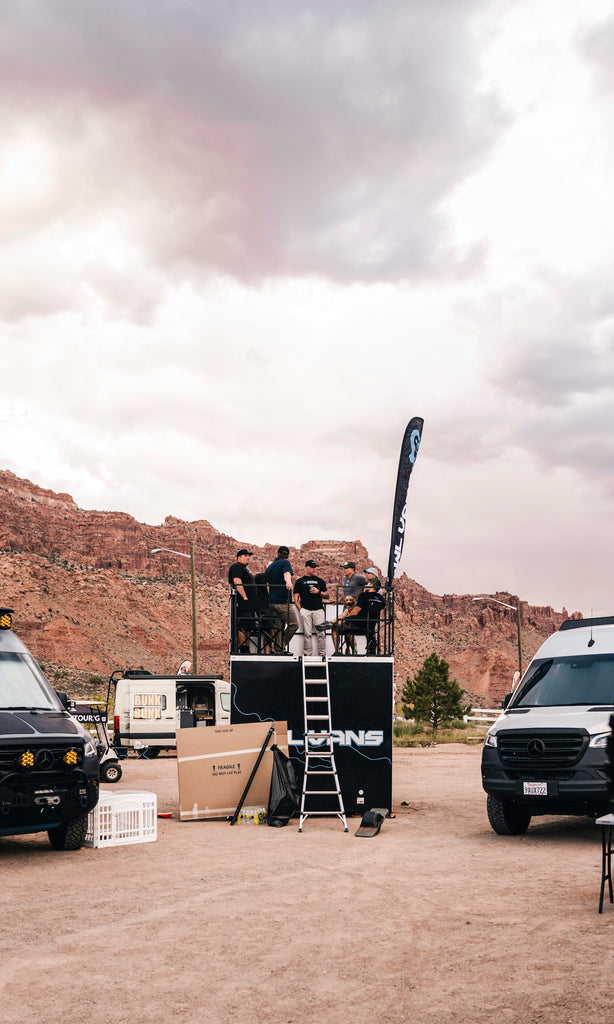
[{"left": 523, "top": 781, "right": 547, "bottom": 796}]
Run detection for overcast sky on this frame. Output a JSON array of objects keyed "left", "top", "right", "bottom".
[{"left": 1, "top": 0, "right": 613, "bottom": 616}]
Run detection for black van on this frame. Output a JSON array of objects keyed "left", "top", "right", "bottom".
[{"left": 0, "top": 608, "right": 99, "bottom": 849}]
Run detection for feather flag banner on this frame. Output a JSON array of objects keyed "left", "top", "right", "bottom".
[{"left": 386, "top": 417, "right": 424, "bottom": 589}]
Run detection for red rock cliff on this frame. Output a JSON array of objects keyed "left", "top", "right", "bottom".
[{"left": 0, "top": 469, "right": 580, "bottom": 704}]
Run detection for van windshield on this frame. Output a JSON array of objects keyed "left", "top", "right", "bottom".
[
  {"left": 0, "top": 652, "right": 61, "bottom": 711},
  {"left": 512, "top": 654, "right": 614, "bottom": 708}
]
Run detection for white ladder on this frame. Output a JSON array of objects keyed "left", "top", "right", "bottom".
[{"left": 299, "top": 656, "right": 348, "bottom": 833}]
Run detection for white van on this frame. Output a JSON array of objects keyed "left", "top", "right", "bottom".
[
  {"left": 481, "top": 616, "right": 614, "bottom": 834},
  {"left": 111, "top": 671, "right": 231, "bottom": 757}
]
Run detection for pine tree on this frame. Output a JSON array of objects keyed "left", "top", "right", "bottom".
[{"left": 401, "top": 652, "right": 471, "bottom": 730}]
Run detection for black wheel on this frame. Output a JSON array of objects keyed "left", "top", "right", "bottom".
[
  {"left": 143, "top": 746, "right": 161, "bottom": 759},
  {"left": 101, "top": 760, "right": 122, "bottom": 783},
  {"left": 48, "top": 812, "right": 89, "bottom": 850},
  {"left": 487, "top": 795, "right": 531, "bottom": 835}
]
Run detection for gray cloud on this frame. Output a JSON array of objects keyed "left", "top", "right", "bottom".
[
  {"left": 0, "top": 0, "right": 506, "bottom": 285},
  {"left": 450, "top": 274, "right": 614, "bottom": 490},
  {"left": 578, "top": 14, "right": 614, "bottom": 95}
]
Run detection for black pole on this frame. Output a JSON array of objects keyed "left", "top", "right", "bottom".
[{"left": 229, "top": 724, "right": 275, "bottom": 825}]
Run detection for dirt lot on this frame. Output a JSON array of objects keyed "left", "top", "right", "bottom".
[{"left": 0, "top": 745, "right": 611, "bottom": 1024}]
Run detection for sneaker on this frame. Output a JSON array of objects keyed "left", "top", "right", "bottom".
[{"left": 315, "top": 621, "right": 332, "bottom": 632}]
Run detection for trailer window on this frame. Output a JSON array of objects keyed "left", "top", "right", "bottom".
[
  {"left": 133, "top": 694, "right": 167, "bottom": 719},
  {"left": 220, "top": 692, "right": 230, "bottom": 713}
]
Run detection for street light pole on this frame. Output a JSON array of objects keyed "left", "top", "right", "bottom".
[
  {"left": 151, "top": 545, "right": 198, "bottom": 673},
  {"left": 472, "top": 595, "right": 523, "bottom": 677}
]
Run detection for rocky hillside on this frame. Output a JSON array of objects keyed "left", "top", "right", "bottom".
[{"left": 0, "top": 470, "right": 581, "bottom": 706}]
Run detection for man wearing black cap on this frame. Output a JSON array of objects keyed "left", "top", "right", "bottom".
[
  {"left": 228, "top": 549, "right": 257, "bottom": 652},
  {"left": 265, "top": 546, "right": 299, "bottom": 652},
  {"left": 341, "top": 561, "right": 366, "bottom": 601},
  {"left": 294, "top": 560, "right": 329, "bottom": 657}
]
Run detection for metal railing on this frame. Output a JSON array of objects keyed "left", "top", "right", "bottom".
[
  {"left": 229, "top": 583, "right": 394, "bottom": 657},
  {"left": 463, "top": 709, "right": 502, "bottom": 725}
]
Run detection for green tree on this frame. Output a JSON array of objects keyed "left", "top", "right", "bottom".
[{"left": 401, "top": 653, "right": 471, "bottom": 730}]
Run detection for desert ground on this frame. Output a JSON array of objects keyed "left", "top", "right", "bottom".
[{"left": 0, "top": 744, "right": 611, "bottom": 1024}]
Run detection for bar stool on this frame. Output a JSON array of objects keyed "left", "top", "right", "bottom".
[{"left": 596, "top": 813, "right": 614, "bottom": 913}]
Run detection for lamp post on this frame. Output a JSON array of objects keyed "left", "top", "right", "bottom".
[
  {"left": 472, "top": 595, "right": 523, "bottom": 677},
  {"left": 151, "top": 545, "right": 198, "bottom": 673}
]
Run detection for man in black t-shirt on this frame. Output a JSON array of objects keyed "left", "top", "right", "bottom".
[
  {"left": 331, "top": 581, "right": 385, "bottom": 654},
  {"left": 294, "top": 559, "right": 329, "bottom": 656},
  {"left": 228, "top": 548, "right": 257, "bottom": 651}
]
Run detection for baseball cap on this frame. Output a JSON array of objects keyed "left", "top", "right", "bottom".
[
  {"left": 305, "top": 559, "right": 318, "bottom": 567},
  {"left": 341, "top": 561, "right": 355, "bottom": 569},
  {"left": 236, "top": 548, "right": 252, "bottom": 557},
  {"left": 278, "top": 545, "right": 290, "bottom": 557},
  {"left": 365, "top": 567, "right": 378, "bottom": 575}
]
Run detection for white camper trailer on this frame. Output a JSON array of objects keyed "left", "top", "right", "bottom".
[{"left": 111, "top": 670, "right": 231, "bottom": 757}]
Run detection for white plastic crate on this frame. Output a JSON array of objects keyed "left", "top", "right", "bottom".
[{"left": 86, "top": 789, "right": 157, "bottom": 848}]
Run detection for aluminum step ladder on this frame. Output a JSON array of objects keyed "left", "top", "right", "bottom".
[{"left": 299, "top": 656, "right": 348, "bottom": 832}]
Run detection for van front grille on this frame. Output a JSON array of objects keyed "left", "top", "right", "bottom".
[{"left": 497, "top": 729, "right": 588, "bottom": 770}]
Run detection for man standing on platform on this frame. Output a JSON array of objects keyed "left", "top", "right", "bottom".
[
  {"left": 228, "top": 548, "right": 257, "bottom": 652},
  {"left": 265, "top": 545, "right": 299, "bottom": 653},
  {"left": 294, "top": 559, "right": 329, "bottom": 657}
]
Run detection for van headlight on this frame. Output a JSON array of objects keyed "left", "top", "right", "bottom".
[
  {"left": 589, "top": 733, "right": 610, "bottom": 749},
  {"left": 484, "top": 729, "right": 498, "bottom": 748},
  {"left": 83, "top": 739, "right": 98, "bottom": 759}
]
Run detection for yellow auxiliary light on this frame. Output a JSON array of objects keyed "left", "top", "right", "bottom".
[
  {"left": 19, "top": 750, "right": 35, "bottom": 768},
  {"left": 0, "top": 608, "right": 13, "bottom": 630},
  {"left": 62, "top": 749, "right": 78, "bottom": 766}
]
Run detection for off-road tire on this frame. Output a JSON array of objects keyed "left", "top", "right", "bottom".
[
  {"left": 143, "top": 746, "right": 161, "bottom": 758},
  {"left": 486, "top": 794, "right": 531, "bottom": 836},
  {"left": 48, "top": 812, "right": 89, "bottom": 850},
  {"left": 101, "top": 760, "right": 122, "bottom": 783}
]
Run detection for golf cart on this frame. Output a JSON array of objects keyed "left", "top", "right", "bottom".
[{"left": 67, "top": 700, "right": 123, "bottom": 783}]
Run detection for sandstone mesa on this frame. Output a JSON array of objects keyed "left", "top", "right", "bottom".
[{"left": 0, "top": 469, "right": 579, "bottom": 705}]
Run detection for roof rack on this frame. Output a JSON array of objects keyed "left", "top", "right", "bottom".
[{"left": 559, "top": 616, "right": 614, "bottom": 631}]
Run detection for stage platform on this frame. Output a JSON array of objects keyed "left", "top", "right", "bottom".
[{"left": 230, "top": 654, "right": 394, "bottom": 816}]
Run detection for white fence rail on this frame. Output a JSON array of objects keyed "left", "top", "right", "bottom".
[{"left": 463, "top": 709, "right": 501, "bottom": 725}]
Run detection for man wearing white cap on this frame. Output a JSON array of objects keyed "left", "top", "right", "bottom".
[{"left": 364, "top": 567, "right": 382, "bottom": 592}]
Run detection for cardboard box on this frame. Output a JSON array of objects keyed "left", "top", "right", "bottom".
[{"left": 176, "top": 720, "right": 288, "bottom": 820}]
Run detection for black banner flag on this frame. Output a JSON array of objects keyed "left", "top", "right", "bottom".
[{"left": 386, "top": 417, "right": 424, "bottom": 589}]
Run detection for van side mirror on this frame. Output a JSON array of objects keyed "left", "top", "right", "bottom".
[
  {"left": 56, "top": 691, "right": 69, "bottom": 710},
  {"left": 501, "top": 692, "right": 512, "bottom": 710}
]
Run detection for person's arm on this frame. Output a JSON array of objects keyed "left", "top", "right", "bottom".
[
  {"left": 293, "top": 582, "right": 301, "bottom": 611},
  {"left": 320, "top": 582, "right": 330, "bottom": 601},
  {"left": 336, "top": 605, "right": 358, "bottom": 623},
  {"left": 232, "top": 575, "right": 247, "bottom": 601}
]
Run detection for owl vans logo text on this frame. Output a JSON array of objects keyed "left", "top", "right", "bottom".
[{"left": 288, "top": 729, "right": 384, "bottom": 748}]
